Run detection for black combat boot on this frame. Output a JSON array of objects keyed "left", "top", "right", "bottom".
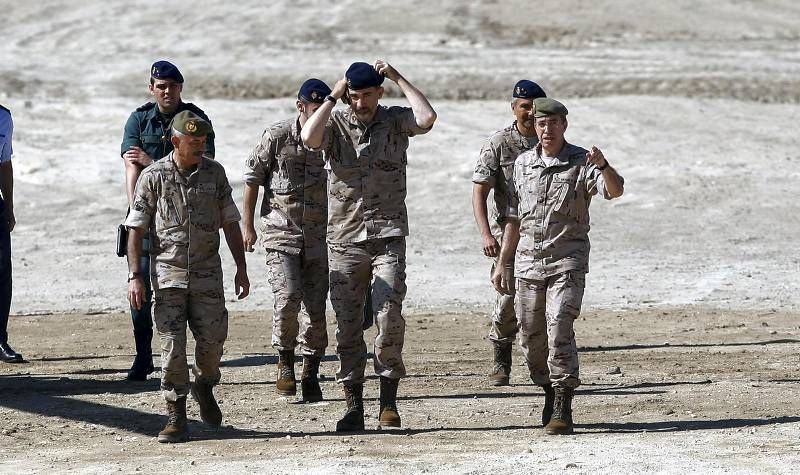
[
  {"left": 336, "top": 383, "right": 365, "bottom": 432},
  {"left": 191, "top": 381, "right": 222, "bottom": 427},
  {"left": 540, "top": 383, "right": 555, "bottom": 426},
  {"left": 378, "top": 376, "right": 401, "bottom": 429},
  {"left": 545, "top": 387, "right": 574, "bottom": 435},
  {"left": 300, "top": 355, "right": 323, "bottom": 403},
  {"left": 276, "top": 350, "right": 296, "bottom": 396},
  {"left": 158, "top": 397, "right": 188, "bottom": 443},
  {"left": 488, "top": 342, "right": 512, "bottom": 386},
  {"left": 126, "top": 329, "right": 154, "bottom": 381}
]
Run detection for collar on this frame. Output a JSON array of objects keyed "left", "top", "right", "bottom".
[
  {"left": 532, "top": 141, "right": 572, "bottom": 168},
  {"left": 167, "top": 152, "right": 204, "bottom": 185},
  {"left": 345, "top": 105, "right": 389, "bottom": 131}
]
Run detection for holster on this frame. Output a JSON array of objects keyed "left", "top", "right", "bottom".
[{"left": 116, "top": 224, "right": 128, "bottom": 257}]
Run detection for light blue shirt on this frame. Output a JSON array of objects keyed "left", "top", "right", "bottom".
[{"left": 0, "top": 108, "right": 12, "bottom": 164}]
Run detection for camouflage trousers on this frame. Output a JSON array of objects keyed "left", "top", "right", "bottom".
[
  {"left": 153, "top": 276, "right": 228, "bottom": 402},
  {"left": 329, "top": 237, "right": 407, "bottom": 384},
  {"left": 488, "top": 261, "right": 517, "bottom": 344},
  {"left": 515, "top": 271, "right": 585, "bottom": 389},
  {"left": 265, "top": 249, "right": 329, "bottom": 356}
]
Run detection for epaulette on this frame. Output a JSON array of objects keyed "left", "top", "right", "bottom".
[{"left": 135, "top": 102, "right": 156, "bottom": 112}]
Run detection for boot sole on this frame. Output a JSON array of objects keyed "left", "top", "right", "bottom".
[
  {"left": 489, "top": 378, "right": 510, "bottom": 386},
  {"left": 158, "top": 433, "right": 189, "bottom": 443},
  {"left": 545, "top": 426, "right": 574, "bottom": 435},
  {"left": 335, "top": 424, "right": 365, "bottom": 432},
  {"left": 378, "top": 420, "right": 402, "bottom": 429},
  {"left": 276, "top": 388, "right": 297, "bottom": 396}
]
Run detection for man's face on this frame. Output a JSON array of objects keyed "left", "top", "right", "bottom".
[
  {"left": 172, "top": 134, "right": 206, "bottom": 164},
  {"left": 534, "top": 115, "right": 567, "bottom": 149},
  {"left": 297, "top": 100, "right": 323, "bottom": 122},
  {"left": 348, "top": 86, "right": 383, "bottom": 123},
  {"left": 150, "top": 78, "right": 183, "bottom": 112},
  {"left": 511, "top": 98, "right": 535, "bottom": 129}
]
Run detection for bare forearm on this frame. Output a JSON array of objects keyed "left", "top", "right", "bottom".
[
  {"left": 127, "top": 227, "right": 144, "bottom": 272},
  {"left": 301, "top": 101, "right": 334, "bottom": 149},
  {"left": 223, "top": 221, "right": 247, "bottom": 268},
  {"left": 602, "top": 166, "right": 624, "bottom": 199},
  {"left": 497, "top": 221, "right": 520, "bottom": 266},
  {"left": 471, "top": 184, "right": 492, "bottom": 238},
  {"left": 242, "top": 184, "right": 260, "bottom": 228},
  {"left": 0, "top": 162, "right": 13, "bottom": 207},
  {"left": 396, "top": 76, "right": 436, "bottom": 129}
]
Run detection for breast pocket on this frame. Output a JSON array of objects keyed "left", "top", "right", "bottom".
[
  {"left": 550, "top": 169, "right": 579, "bottom": 218},
  {"left": 270, "top": 151, "right": 304, "bottom": 194}
]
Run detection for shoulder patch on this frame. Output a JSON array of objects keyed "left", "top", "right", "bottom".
[{"left": 135, "top": 102, "right": 156, "bottom": 112}]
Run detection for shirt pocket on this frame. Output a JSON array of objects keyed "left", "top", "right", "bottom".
[
  {"left": 191, "top": 180, "right": 220, "bottom": 231},
  {"left": 550, "top": 168, "right": 580, "bottom": 218},
  {"left": 269, "top": 149, "right": 305, "bottom": 193},
  {"left": 141, "top": 134, "right": 164, "bottom": 159}
]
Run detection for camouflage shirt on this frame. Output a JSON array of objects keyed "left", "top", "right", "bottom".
[
  {"left": 125, "top": 155, "right": 241, "bottom": 290},
  {"left": 318, "top": 106, "right": 431, "bottom": 243},
  {"left": 244, "top": 117, "right": 327, "bottom": 258},
  {"left": 472, "top": 122, "right": 538, "bottom": 236},
  {"left": 508, "top": 142, "right": 621, "bottom": 279}
]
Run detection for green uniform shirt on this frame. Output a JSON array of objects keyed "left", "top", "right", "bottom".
[{"left": 121, "top": 101, "right": 215, "bottom": 160}]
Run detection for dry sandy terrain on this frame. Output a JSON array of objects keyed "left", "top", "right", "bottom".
[{"left": 0, "top": 1, "right": 799, "bottom": 473}]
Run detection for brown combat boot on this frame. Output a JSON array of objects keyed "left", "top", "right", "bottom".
[
  {"left": 488, "top": 342, "right": 512, "bottom": 386},
  {"left": 378, "top": 376, "right": 401, "bottom": 429},
  {"left": 545, "top": 387, "right": 574, "bottom": 435},
  {"left": 300, "top": 355, "right": 323, "bottom": 403},
  {"left": 276, "top": 350, "right": 296, "bottom": 396},
  {"left": 191, "top": 381, "right": 222, "bottom": 427},
  {"left": 158, "top": 397, "right": 188, "bottom": 443},
  {"left": 335, "top": 383, "right": 365, "bottom": 432},
  {"left": 540, "top": 383, "right": 555, "bottom": 426}
]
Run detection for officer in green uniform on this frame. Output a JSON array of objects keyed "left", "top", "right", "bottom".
[{"left": 120, "top": 60, "right": 215, "bottom": 381}]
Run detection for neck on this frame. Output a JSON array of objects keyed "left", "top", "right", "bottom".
[
  {"left": 157, "top": 102, "right": 179, "bottom": 115},
  {"left": 541, "top": 140, "right": 565, "bottom": 158},
  {"left": 516, "top": 122, "right": 536, "bottom": 138},
  {"left": 172, "top": 151, "right": 199, "bottom": 171}
]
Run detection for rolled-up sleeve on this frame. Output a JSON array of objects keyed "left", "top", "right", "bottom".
[
  {"left": 120, "top": 113, "right": 142, "bottom": 157},
  {"left": 395, "top": 107, "right": 432, "bottom": 137},
  {"left": 218, "top": 173, "right": 241, "bottom": 224},
  {"left": 125, "top": 172, "right": 155, "bottom": 230},
  {"left": 586, "top": 165, "right": 624, "bottom": 200},
  {"left": 472, "top": 139, "right": 499, "bottom": 186},
  {"left": 243, "top": 129, "right": 273, "bottom": 185}
]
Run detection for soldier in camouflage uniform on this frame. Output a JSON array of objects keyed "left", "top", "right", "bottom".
[
  {"left": 242, "top": 78, "right": 332, "bottom": 402},
  {"left": 492, "top": 98, "right": 624, "bottom": 435},
  {"left": 472, "top": 80, "right": 546, "bottom": 386},
  {"left": 126, "top": 110, "right": 249, "bottom": 443},
  {"left": 302, "top": 60, "right": 437, "bottom": 431},
  {"left": 120, "top": 60, "right": 215, "bottom": 381}
]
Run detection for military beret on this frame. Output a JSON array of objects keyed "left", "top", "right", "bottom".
[
  {"left": 298, "top": 78, "right": 332, "bottom": 103},
  {"left": 151, "top": 60, "right": 184, "bottom": 83},
  {"left": 533, "top": 97, "right": 568, "bottom": 117},
  {"left": 345, "top": 62, "right": 384, "bottom": 90},
  {"left": 513, "top": 80, "right": 546, "bottom": 99},
  {"left": 170, "top": 110, "right": 212, "bottom": 136}
]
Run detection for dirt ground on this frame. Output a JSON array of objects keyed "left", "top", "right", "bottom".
[{"left": 1, "top": 306, "right": 798, "bottom": 473}]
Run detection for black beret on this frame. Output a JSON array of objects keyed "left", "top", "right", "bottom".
[
  {"left": 298, "top": 78, "right": 332, "bottom": 103},
  {"left": 345, "top": 62, "right": 384, "bottom": 90},
  {"left": 151, "top": 60, "right": 184, "bottom": 83},
  {"left": 513, "top": 80, "right": 546, "bottom": 99}
]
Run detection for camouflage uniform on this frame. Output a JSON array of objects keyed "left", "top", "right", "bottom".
[
  {"left": 244, "top": 117, "right": 328, "bottom": 356},
  {"left": 125, "top": 155, "right": 241, "bottom": 401},
  {"left": 508, "top": 142, "right": 621, "bottom": 389},
  {"left": 472, "top": 122, "right": 537, "bottom": 344},
  {"left": 319, "top": 106, "right": 430, "bottom": 384}
]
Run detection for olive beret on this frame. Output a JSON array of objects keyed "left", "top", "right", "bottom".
[
  {"left": 170, "top": 110, "right": 212, "bottom": 136},
  {"left": 533, "top": 97, "right": 568, "bottom": 117}
]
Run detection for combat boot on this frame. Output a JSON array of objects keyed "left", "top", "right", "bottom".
[
  {"left": 545, "top": 387, "right": 574, "bottom": 435},
  {"left": 378, "top": 376, "right": 401, "bottom": 429},
  {"left": 191, "top": 381, "right": 222, "bottom": 427},
  {"left": 540, "top": 383, "right": 555, "bottom": 426},
  {"left": 300, "top": 355, "right": 323, "bottom": 403},
  {"left": 158, "top": 397, "right": 188, "bottom": 443},
  {"left": 276, "top": 350, "right": 296, "bottom": 396},
  {"left": 126, "top": 329, "right": 155, "bottom": 381},
  {"left": 488, "top": 341, "right": 512, "bottom": 386},
  {"left": 335, "top": 383, "right": 365, "bottom": 432}
]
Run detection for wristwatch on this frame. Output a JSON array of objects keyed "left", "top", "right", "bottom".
[
  {"left": 127, "top": 271, "right": 142, "bottom": 282},
  {"left": 325, "top": 95, "right": 337, "bottom": 104}
]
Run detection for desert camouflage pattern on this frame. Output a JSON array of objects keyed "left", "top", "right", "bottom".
[
  {"left": 328, "top": 237, "right": 407, "bottom": 383},
  {"left": 265, "top": 250, "right": 329, "bottom": 356},
  {"left": 244, "top": 117, "right": 327, "bottom": 259},
  {"left": 515, "top": 272, "right": 585, "bottom": 389},
  {"left": 153, "top": 273, "right": 229, "bottom": 401},
  {"left": 488, "top": 241, "right": 517, "bottom": 344},
  {"left": 125, "top": 155, "right": 241, "bottom": 289},
  {"left": 508, "top": 141, "right": 621, "bottom": 280},
  {"left": 472, "top": 122, "right": 537, "bottom": 236},
  {"left": 319, "top": 106, "right": 431, "bottom": 243}
]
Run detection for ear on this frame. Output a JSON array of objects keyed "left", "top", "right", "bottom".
[
  {"left": 563, "top": 118, "right": 568, "bottom": 132},
  {"left": 170, "top": 135, "right": 180, "bottom": 148},
  {"left": 377, "top": 86, "right": 384, "bottom": 100},
  {"left": 296, "top": 100, "right": 304, "bottom": 113},
  {"left": 149, "top": 83, "right": 155, "bottom": 95}
]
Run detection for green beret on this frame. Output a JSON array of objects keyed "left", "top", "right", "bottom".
[
  {"left": 171, "top": 110, "right": 213, "bottom": 136},
  {"left": 533, "top": 98, "right": 568, "bottom": 117}
]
